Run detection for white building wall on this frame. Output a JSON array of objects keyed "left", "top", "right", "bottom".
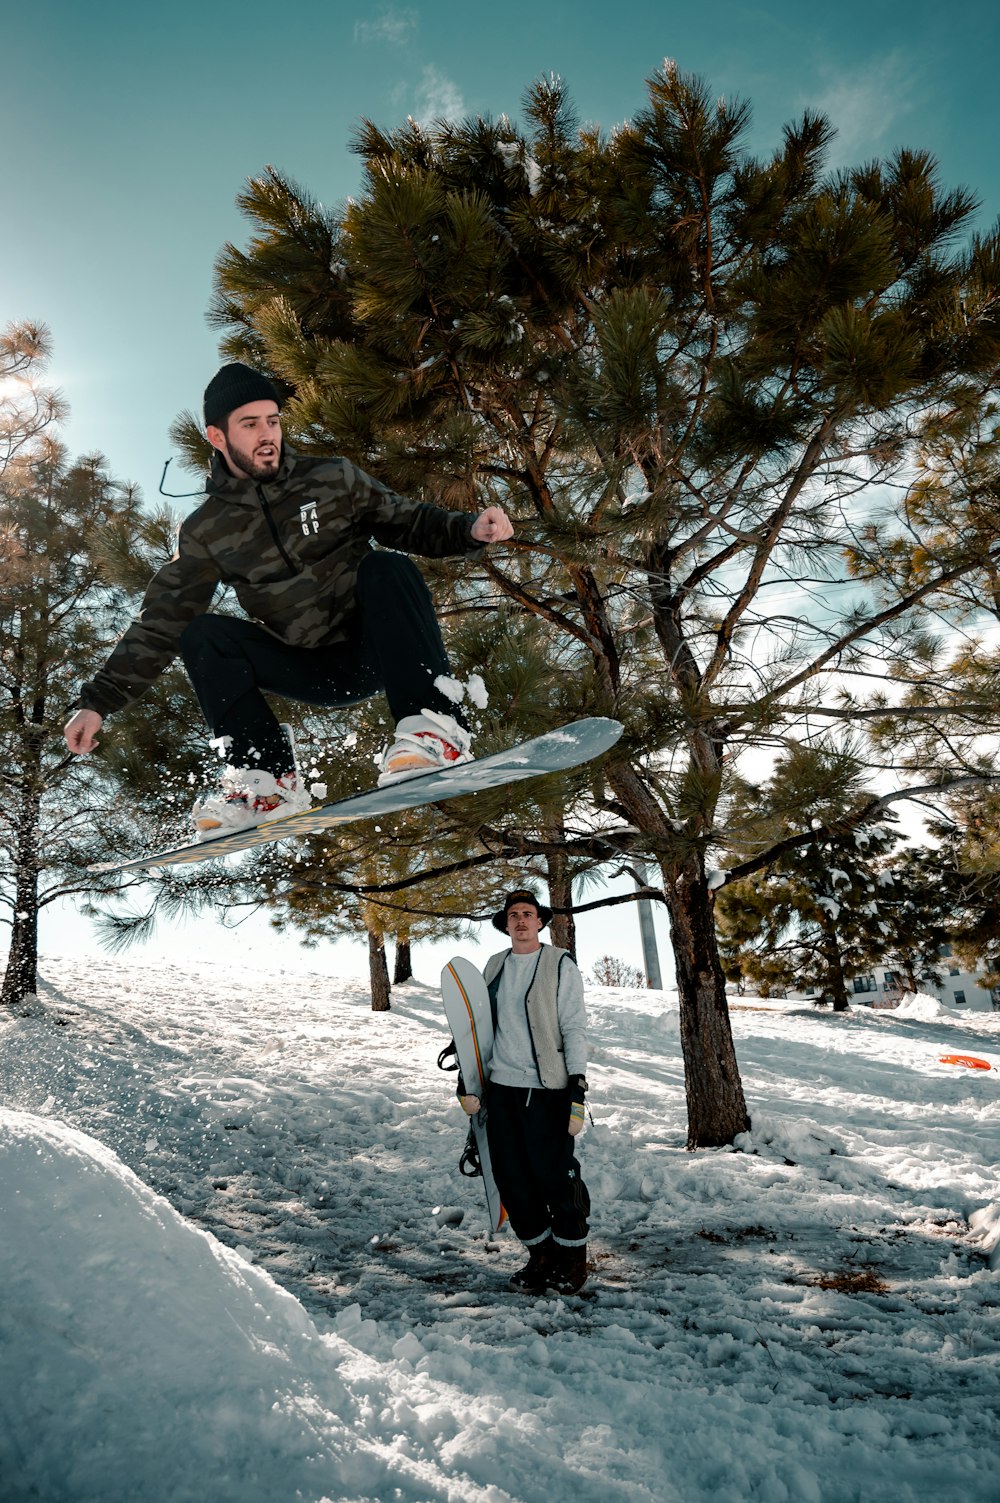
[
  {"left": 785, "top": 963, "right": 999, "bottom": 1011},
  {"left": 850, "top": 964, "right": 997, "bottom": 1012}
]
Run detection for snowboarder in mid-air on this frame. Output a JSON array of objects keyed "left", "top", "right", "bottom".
[{"left": 63, "top": 362, "right": 513, "bottom": 833}]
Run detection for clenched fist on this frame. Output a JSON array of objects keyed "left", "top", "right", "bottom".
[
  {"left": 469, "top": 506, "right": 513, "bottom": 544},
  {"left": 64, "top": 709, "right": 104, "bottom": 755}
]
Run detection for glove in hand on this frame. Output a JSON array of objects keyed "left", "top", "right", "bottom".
[{"left": 568, "top": 1074, "right": 587, "bottom": 1136}]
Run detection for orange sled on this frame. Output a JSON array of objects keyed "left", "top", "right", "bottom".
[{"left": 939, "top": 1054, "right": 993, "bottom": 1071}]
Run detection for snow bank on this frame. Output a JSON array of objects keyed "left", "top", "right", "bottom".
[
  {"left": 0, "top": 1109, "right": 389, "bottom": 1503},
  {"left": 892, "top": 991, "right": 960, "bottom": 1020}
]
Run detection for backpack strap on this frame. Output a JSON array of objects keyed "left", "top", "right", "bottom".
[
  {"left": 437, "top": 1039, "right": 459, "bottom": 1072},
  {"left": 458, "top": 1124, "right": 482, "bottom": 1178}
]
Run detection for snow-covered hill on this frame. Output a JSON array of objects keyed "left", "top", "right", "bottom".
[{"left": 1, "top": 955, "right": 998, "bottom": 1502}]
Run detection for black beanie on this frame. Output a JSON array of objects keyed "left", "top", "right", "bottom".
[{"left": 203, "top": 363, "right": 280, "bottom": 428}]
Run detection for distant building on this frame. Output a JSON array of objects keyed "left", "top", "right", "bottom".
[{"left": 822, "top": 962, "right": 999, "bottom": 1012}]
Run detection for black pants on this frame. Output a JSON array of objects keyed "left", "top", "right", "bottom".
[
  {"left": 486, "top": 1082, "right": 590, "bottom": 1247},
  {"left": 178, "top": 551, "right": 467, "bottom": 774}
]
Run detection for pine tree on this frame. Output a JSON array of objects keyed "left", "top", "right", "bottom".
[
  {"left": 717, "top": 748, "right": 977, "bottom": 1001},
  {"left": 912, "top": 801, "right": 1000, "bottom": 989},
  {"left": 0, "top": 437, "right": 156, "bottom": 1005},
  {"left": 719, "top": 825, "right": 902, "bottom": 1007},
  {"left": 716, "top": 745, "right": 905, "bottom": 1006},
  {"left": 860, "top": 846, "right": 951, "bottom": 993},
  {"left": 0, "top": 322, "right": 66, "bottom": 479},
  {"left": 205, "top": 65, "right": 1000, "bottom": 1146}
]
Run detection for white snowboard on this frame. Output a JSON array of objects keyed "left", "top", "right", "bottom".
[
  {"left": 440, "top": 955, "right": 506, "bottom": 1234},
  {"left": 90, "top": 717, "right": 622, "bottom": 875}
]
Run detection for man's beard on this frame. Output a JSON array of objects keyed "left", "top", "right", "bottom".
[{"left": 225, "top": 435, "right": 281, "bottom": 480}]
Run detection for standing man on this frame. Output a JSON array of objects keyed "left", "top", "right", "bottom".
[
  {"left": 63, "top": 362, "right": 512, "bottom": 832},
  {"left": 462, "top": 889, "right": 591, "bottom": 1295}
]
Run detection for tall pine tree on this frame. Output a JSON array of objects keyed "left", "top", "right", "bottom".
[
  {"left": 0, "top": 438, "right": 155, "bottom": 1004},
  {"left": 200, "top": 65, "right": 1000, "bottom": 1145}
]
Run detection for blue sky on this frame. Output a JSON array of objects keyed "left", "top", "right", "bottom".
[
  {"left": 5, "top": 0, "right": 1000, "bottom": 497},
  {"left": 5, "top": 1, "right": 999, "bottom": 974}
]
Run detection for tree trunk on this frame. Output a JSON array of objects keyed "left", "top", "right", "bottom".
[
  {"left": 665, "top": 857, "right": 751, "bottom": 1147},
  {"left": 1, "top": 909, "right": 39, "bottom": 1009},
  {"left": 607, "top": 751, "right": 750, "bottom": 1148},
  {"left": 545, "top": 846, "right": 575, "bottom": 957},
  {"left": 393, "top": 936, "right": 413, "bottom": 984},
  {"left": 1, "top": 781, "right": 41, "bottom": 1008},
  {"left": 819, "top": 925, "right": 850, "bottom": 1011},
  {"left": 368, "top": 926, "right": 391, "bottom": 1011}
]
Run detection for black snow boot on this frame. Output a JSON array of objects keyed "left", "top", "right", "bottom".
[
  {"left": 549, "top": 1243, "right": 588, "bottom": 1295},
  {"left": 509, "top": 1237, "right": 555, "bottom": 1293}
]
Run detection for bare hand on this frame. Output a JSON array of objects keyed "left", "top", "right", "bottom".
[
  {"left": 470, "top": 506, "right": 513, "bottom": 544},
  {"left": 64, "top": 709, "right": 104, "bottom": 755},
  {"left": 460, "top": 1094, "right": 482, "bottom": 1115}
]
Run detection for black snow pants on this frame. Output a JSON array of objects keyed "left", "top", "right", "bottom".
[
  {"left": 486, "top": 1082, "right": 591, "bottom": 1247},
  {"left": 178, "top": 550, "right": 467, "bottom": 775}
]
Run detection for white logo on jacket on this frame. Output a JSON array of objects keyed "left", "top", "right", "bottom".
[{"left": 299, "top": 502, "right": 319, "bottom": 535}]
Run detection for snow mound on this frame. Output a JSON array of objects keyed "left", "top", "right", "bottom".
[
  {"left": 892, "top": 992, "right": 960, "bottom": 1020},
  {"left": 0, "top": 1109, "right": 388, "bottom": 1503},
  {"left": 969, "top": 1203, "right": 1000, "bottom": 1271},
  {"left": 735, "top": 1113, "right": 847, "bottom": 1163}
]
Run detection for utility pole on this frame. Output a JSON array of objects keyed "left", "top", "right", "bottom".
[{"left": 635, "top": 863, "right": 663, "bottom": 989}]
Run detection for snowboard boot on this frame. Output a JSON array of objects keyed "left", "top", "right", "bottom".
[
  {"left": 192, "top": 767, "right": 310, "bottom": 836},
  {"left": 378, "top": 709, "right": 472, "bottom": 786},
  {"left": 548, "top": 1243, "right": 588, "bottom": 1296},
  {"left": 193, "top": 724, "right": 311, "bottom": 836},
  {"left": 509, "top": 1237, "right": 555, "bottom": 1294}
]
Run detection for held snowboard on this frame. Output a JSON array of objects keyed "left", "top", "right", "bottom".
[
  {"left": 440, "top": 956, "right": 506, "bottom": 1234},
  {"left": 90, "top": 717, "right": 622, "bottom": 875}
]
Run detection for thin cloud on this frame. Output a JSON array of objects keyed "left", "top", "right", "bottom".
[
  {"left": 354, "top": 6, "right": 418, "bottom": 46},
  {"left": 811, "top": 52, "right": 919, "bottom": 168},
  {"left": 413, "top": 65, "right": 465, "bottom": 123}
]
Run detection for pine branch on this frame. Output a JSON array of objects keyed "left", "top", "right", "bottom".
[
  {"left": 328, "top": 885, "right": 665, "bottom": 925},
  {"left": 802, "top": 703, "right": 997, "bottom": 722},
  {"left": 742, "top": 547, "right": 1000, "bottom": 729},
  {"left": 703, "top": 419, "right": 839, "bottom": 688},
  {"left": 721, "top": 771, "right": 1000, "bottom": 887}
]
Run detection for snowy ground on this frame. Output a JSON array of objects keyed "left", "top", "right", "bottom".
[{"left": 1, "top": 956, "right": 999, "bottom": 1503}]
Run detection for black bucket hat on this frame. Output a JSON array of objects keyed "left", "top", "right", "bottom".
[{"left": 491, "top": 888, "right": 553, "bottom": 933}]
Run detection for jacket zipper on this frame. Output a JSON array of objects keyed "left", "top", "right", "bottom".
[{"left": 256, "top": 486, "right": 298, "bottom": 576}]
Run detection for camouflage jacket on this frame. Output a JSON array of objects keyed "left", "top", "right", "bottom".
[{"left": 79, "top": 449, "right": 481, "bottom": 718}]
